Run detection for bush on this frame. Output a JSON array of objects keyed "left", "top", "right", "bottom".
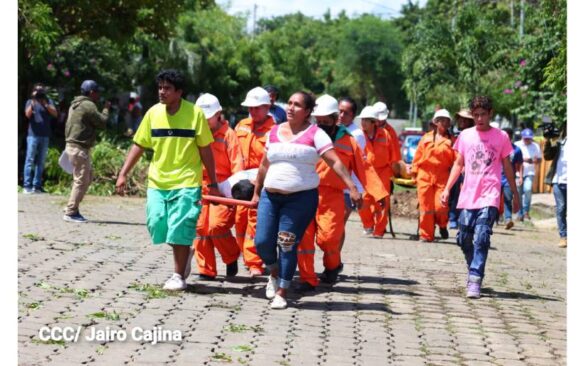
[{"left": 43, "top": 139, "right": 149, "bottom": 197}]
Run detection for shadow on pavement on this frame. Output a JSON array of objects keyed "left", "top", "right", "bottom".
[
  {"left": 482, "top": 287, "right": 561, "bottom": 301},
  {"left": 294, "top": 300, "right": 398, "bottom": 313},
  {"left": 89, "top": 220, "right": 146, "bottom": 226}
]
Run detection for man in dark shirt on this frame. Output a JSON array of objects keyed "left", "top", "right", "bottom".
[{"left": 23, "top": 84, "right": 58, "bottom": 194}]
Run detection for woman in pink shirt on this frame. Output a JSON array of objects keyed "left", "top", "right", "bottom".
[{"left": 252, "top": 91, "right": 361, "bottom": 310}]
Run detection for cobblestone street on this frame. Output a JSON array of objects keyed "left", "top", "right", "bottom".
[{"left": 18, "top": 193, "right": 566, "bottom": 366}]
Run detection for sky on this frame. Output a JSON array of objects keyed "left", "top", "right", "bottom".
[{"left": 218, "top": 0, "right": 427, "bottom": 31}]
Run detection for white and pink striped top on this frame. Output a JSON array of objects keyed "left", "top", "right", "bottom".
[{"left": 263, "top": 123, "right": 333, "bottom": 193}]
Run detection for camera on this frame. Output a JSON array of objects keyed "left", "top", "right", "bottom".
[
  {"left": 33, "top": 89, "right": 47, "bottom": 101},
  {"left": 542, "top": 122, "right": 560, "bottom": 139}
]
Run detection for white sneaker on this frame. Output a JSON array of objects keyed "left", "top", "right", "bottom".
[
  {"left": 362, "top": 228, "right": 373, "bottom": 236},
  {"left": 270, "top": 294, "right": 287, "bottom": 309},
  {"left": 163, "top": 273, "right": 186, "bottom": 291},
  {"left": 184, "top": 247, "right": 195, "bottom": 279},
  {"left": 266, "top": 276, "right": 278, "bottom": 299}
]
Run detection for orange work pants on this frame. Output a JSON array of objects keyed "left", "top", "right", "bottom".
[
  {"left": 297, "top": 187, "right": 345, "bottom": 286},
  {"left": 417, "top": 183, "right": 448, "bottom": 241},
  {"left": 358, "top": 194, "right": 390, "bottom": 237},
  {"left": 194, "top": 203, "right": 240, "bottom": 277},
  {"left": 240, "top": 207, "right": 264, "bottom": 272}
]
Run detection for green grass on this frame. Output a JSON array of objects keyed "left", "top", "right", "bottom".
[
  {"left": 22, "top": 233, "right": 45, "bottom": 241},
  {"left": 128, "top": 282, "right": 180, "bottom": 299},
  {"left": 211, "top": 352, "right": 232, "bottom": 362},
  {"left": 32, "top": 338, "right": 66, "bottom": 347},
  {"left": 87, "top": 310, "right": 121, "bottom": 321},
  {"left": 232, "top": 345, "right": 253, "bottom": 352}
]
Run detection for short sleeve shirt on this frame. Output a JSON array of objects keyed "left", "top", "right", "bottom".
[
  {"left": 454, "top": 127, "right": 513, "bottom": 209},
  {"left": 514, "top": 140, "right": 542, "bottom": 176},
  {"left": 133, "top": 100, "right": 214, "bottom": 190}
]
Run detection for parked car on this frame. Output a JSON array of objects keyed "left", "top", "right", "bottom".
[
  {"left": 398, "top": 128, "right": 424, "bottom": 164},
  {"left": 401, "top": 134, "right": 423, "bottom": 164}
]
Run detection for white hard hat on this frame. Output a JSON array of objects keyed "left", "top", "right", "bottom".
[
  {"left": 130, "top": 91, "right": 138, "bottom": 99},
  {"left": 432, "top": 109, "right": 452, "bottom": 122},
  {"left": 356, "top": 106, "right": 378, "bottom": 120},
  {"left": 196, "top": 93, "right": 222, "bottom": 119},
  {"left": 373, "top": 101, "right": 389, "bottom": 120},
  {"left": 241, "top": 87, "right": 271, "bottom": 107},
  {"left": 312, "top": 94, "right": 339, "bottom": 116}
]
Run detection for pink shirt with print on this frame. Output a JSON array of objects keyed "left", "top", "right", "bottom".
[{"left": 454, "top": 127, "right": 513, "bottom": 210}]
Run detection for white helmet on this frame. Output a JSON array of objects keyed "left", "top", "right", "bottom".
[
  {"left": 196, "top": 93, "right": 222, "bottom": 119},
  {"left": 356, "top": 106, "right": 378, "bottom": 120},
  {"left": 373, "top": 101, "right": 389, "bottom": 120},
  {"left": 312, "top": 94, "right": 339, "bottom": 116},
  {"left": 241, "top": 87, "right": 271, "bottom": 107}
]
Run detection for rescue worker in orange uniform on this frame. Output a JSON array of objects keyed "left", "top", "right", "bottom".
[
  {"left": 357, "top": 106, "right": 394, "bottom": 238},
  {"left": 296, "top": 95, "right": 388, "bottom": 291},
  {"left": 409, "top": 109, "right": 456, "bottom": 242},
  {"left": 373, "top": 102, "right": 402, "bottom": 176},
  {"left": 234, "top": 87, "right": 276, "bottom": 276},
  {"left": 193, "top": 94, "right": 244, "bottom": 280}
]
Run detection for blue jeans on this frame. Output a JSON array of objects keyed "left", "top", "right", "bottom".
[
  {"left": 553, "top": 184, "right": 567, "bottom": 238},
  {"left": 448, "top": 175, "right": 463, "bottom": 223},
  {"left": 502, "top": 184, "right": 514, "bottom": 221},
  {"left": 254, "top": 188, "right": 319, "bottom": 289},
  {"left": 457, "top": 207, "right": 499, "bottom": 279},
  {"left": 518, "top": 175, "right": 534, "bottom": 217},
  {"left": 23, "top": 135, "right": 49, "bottom": 189}
]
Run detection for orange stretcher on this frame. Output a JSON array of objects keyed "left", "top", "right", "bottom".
[{"left": 202, "top": 195, "right": 258, "bottom": 208}]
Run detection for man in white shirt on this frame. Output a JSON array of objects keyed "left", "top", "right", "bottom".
[{"left": 514, "top": 128, "right": 542, "bottom": 221}]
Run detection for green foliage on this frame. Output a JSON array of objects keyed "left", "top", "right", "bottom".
[{"left": 400, "top": 0, "right": 566, "bottom": 125}]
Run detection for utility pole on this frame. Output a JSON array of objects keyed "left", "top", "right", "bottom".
[
  {"left": 252, "top": 3, "right": 258, "bottom": 38},
  {"left": 510, "top": 0, "right": 515, "bottom": 27},
  {"left": 519, "top": 0, "right": 524, "bottom": 41}
]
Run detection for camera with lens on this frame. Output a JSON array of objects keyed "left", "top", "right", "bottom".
[
  {"left": 33, "top": 88, "right": 47, "bottom": 101},
  {"left": 542, "top": 122, "right": 560, "bottom": 139}
]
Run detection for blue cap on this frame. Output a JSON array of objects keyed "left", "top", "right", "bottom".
[
  {"left": 521, "top": 128, "right": 534, "bottom": 139},
  {"left": 80, "top": 80, "right": 102, "bottom": 93}
]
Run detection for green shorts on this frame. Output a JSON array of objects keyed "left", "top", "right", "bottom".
[{"left": 146, "top": 187, "right": 202, "bottom": 246}]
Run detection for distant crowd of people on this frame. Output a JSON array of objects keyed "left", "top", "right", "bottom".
[{"left": 21, "top": 69, "right": 568, "bottom": 309}]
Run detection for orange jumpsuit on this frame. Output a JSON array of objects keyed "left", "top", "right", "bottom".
[
  {"left": 194, "top": 123, "right": 244, "bottom": 277},
  {"left": 297, "top": 127, "right": 388, "bottom": 286},
  {"left": 383, "top": 124, "right": 402, "bottom": 165},
  {"left": 234, "top": 116, "right": 275, "bottom": 272},
  {"left": 411, "top": 131, "right": 456, "bottom": 241},
  {"left": 358, "top": 127, "right": 394, "bottom": 237}
]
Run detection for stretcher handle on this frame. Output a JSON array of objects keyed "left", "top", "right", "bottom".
[{"left": 202, "top": 194, "right": 257, "bottom": 208}]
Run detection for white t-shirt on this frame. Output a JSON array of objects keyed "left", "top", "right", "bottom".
[
  {"left": 218, "top": 169, "right": 258, "bottom": 198},
  {"left": 264, "top": 124, "right": 333, "bottom": 193},
  {"left": 344, "top": 121, "right": 366, "bottom": 194},
  {"left": 514, "top": 140, "right": 542, "bottom": 177},
  {"left": 553, "top": 138, "right": 567, "bottom": 184}
]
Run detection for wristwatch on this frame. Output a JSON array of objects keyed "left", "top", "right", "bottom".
[{"left": 207, "top": 182, "right": 218, "bottom": 188}]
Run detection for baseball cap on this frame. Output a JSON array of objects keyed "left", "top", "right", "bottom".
[
  {"left": 241, "top": 87, "right": 271, "bottom": 107},
  {"left": 432, "top": 109, "right": 452, "bottom": 122},
  {"left": 312, "top": 94, "right": 339, "bottom": 116},
  {"left": 521, "top": 128, "right": 534, "bottom": 139},
  {"left": 373, "top": 102, "right": 389, "bottom": 120},
  {"left": 356, "top": 106, "right": 378, "bottom": 120},
  {"left": 80, "top": 80, "right": 102, "bottom": 93},
  {"left": 195, "top": 93, "right": 222, "bottom": 119},
  {"left": 129, "top": 91, "right": 138, "bottom": 99}
]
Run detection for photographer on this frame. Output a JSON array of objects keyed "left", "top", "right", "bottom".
[
  {"left": 22, "top": 83, "right": 58, "bottom": 194},
  {"left": 543, "top": 118, "right": 567, "bottom": 248}
]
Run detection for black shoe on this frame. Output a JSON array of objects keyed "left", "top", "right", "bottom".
[
  {"left": 320, "top": 263, "right": 343, "bottom": 284},
  {"left": 439, "top": 227, "right": 449, "bottom": 240},
  {"left": 197, "top": 274, "right": 216, "bottom": 281},
  {"left": 226, "top": 261, "right": 238, "bottom": 277},
  {"left": 295, "top": 282, "right": 316, "bottom": 293}
]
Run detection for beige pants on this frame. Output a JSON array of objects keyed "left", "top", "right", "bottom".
[{"left": 65, "top": 144, "right": 93, "bottom": 216}]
